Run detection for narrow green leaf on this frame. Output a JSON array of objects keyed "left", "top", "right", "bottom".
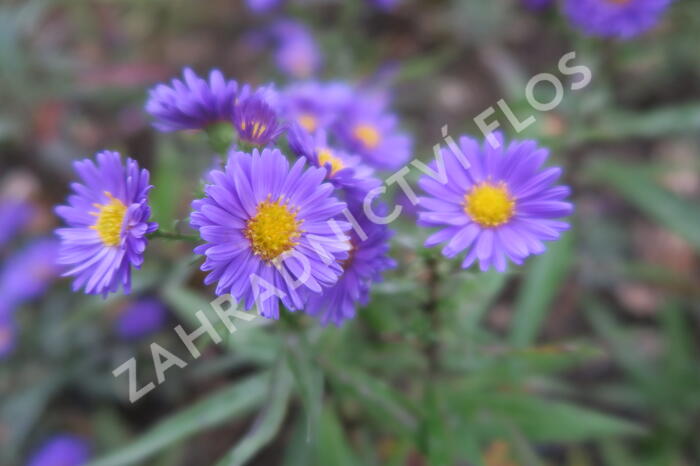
[
  {"left": 420, "top": 384, "right": 456, "bottom": 466},
  {"left": 511, "top": 231, "right": 574, "bottom": 347},
  {"left": 570, "top": 104, "right": 700, "bottom": 144},
  {"left": 88, "top": 373, "right": 269, "bottom": 466},
  {"left": 285, "top": 335, "right": 324, "bottom": 443},
  {"left": 280, "top": 416, "right": 313, "bottom": 466},
  {"left": 214, "top": 363, "right": 291, "bottom": 466},
  {"left": 312, "top": 406, "right": 357, "bottom": 466},
  {"left": 485, "top": 394, "right": 644, "bottom": 442},
  {"left": 587, "top": 159, "right": 700, "bottom": 251},
  {"left": 0, "top": 373, "right": 66, "bottom": 464},
  {"left": 322, "top": 361, "right": 418, "bottom": 435}
]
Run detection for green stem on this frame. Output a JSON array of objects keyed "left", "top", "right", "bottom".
[
  {"left": 205, "top": 122, "right": 236, "bottom": 154},
  {"left": 150, "top": 230, "right": 200, "bottom": 242}
]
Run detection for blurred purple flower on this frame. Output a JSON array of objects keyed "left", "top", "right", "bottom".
[
  {"left": 369, "top": 0, "right": 402, "bottom": 11},
  {"left": 564, "top": 0, "right": 672, "bottom": 39},
  {"left": 115, "top": 298, "right": 168, "bottom": 340},
  {"left": 0, "top": 239, "right": 59, "bottom": 306},
  {"left": 282, "top": 81, "right": 354, "bottom": 133},
  {"left": 146, "top": 68, "right": 242, "bottom": 132},
  {"left": 26, "top": 435, "right": 90, "bottom": 466},
  {"left": 306, "top": 204, "right": 396, "bottom": 326},
  {"left": 55, "top": 151, "right": 158, "bottom": 297},
  {"left": 272, "top": 21, "right": 322, "bottom": 79},
  {"left": 334, "top": 94, "right": 412, "bottom": 171},
  {"left": 522, "top": 0, "right": 553, "bottom": 9},
  {"left": 233, "top": 91, "right": 285, "bottom": 146},
  {"left": 246, "top": 0, "right": 283, "bottom": 14},
  {"left": 418, "top": 132, "right": 573, "bottom": 272},
  {"left": 0, "top": 199, "right": 34, "bottom": 249}
]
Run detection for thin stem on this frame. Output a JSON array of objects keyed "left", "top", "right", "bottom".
[
  {"left": 417, "top": 255, "right": 442, "bottom": 459},
  {"left": 150, "top": 230, "right": 200, "bottom": 242}
]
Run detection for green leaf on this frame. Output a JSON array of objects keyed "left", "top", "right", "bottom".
[
  {"left": 419, "top": 384, "right": 456, "bottom": 466},
  {"left": 88, "top": 373, "right": 269, "bottom": 466},
  {"left": 280, "top": 416, "right": 313, "bottom": 466},
  {"left": 0, "top": 373, "right": 66, "bottom": 464},
  {"left": 484, "top": 394, "right": 644, "bottom": 443},
  {"left": 312, "top": 406, "right": 357, "bottom": 466},
  {"left": 285, "top": 334, "right": 324, "bottom": 443},
  {"left": 511, "top": 231, "right": 574, "bottom": 348},
  {"left": 214, "top": 362, "right": 291, "bottom": 466},
  {"left": 587, "top": 159, "right": 700, "bottom": 251},
  {"left": 322, "top": 361, "right": 418, "bottom": 436},
  {"left": 570, "top": 104, "right": 700, "bottom": 144}
]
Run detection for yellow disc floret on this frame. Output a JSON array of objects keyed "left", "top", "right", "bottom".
[
  {"left": 241, "top": 120, "right": 268, "bottom": 140},
  {"left": 91, "top": 192, "right": 127, "bottom": 247},
  {"left": 298, "top": 113, "right": 317, "bottom": 132},
  {"left": 353, "top": 124, "right": 381, "bottom": 150},
  {"left": 317, "top": 148, "right": 344, "bottom": 176},
  {"left": 245, "top": 197, "right": 303, "bottom": 262},
  {"left": 464, "top": 182, "right": 516, "bottom": 228}
]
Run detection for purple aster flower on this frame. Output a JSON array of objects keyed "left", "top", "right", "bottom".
[
  {"left": 334, "top": 95, "right": 412, "bottom": 171},
  {"left": 232, "top": 91, "right": 285, "bottom": 146},
  {"left": 272, "top": 21, "right": 322, "bottom": 79},
  {"left": 191, "top": 148, "right": 351, "bottom": 319},
  {"left": 368, "top": 0, "right": 402, "bottom": 11},
  {"left": 281, "top": 81, "right": 353, "bottom": 134},
  {"left": 246, "top": 0, "right": 283, "bottom": 14},
  {"left": 418, "top": 132, "right": 573, "bottom": 272},
  {"left": 115, "top": 298, "right": 167, "bottom": 340},
  {"left": 522, "top": 0, "right": 553, "bottom": 9},
  {"left": 0, "top": 239, "right": 59, "bottom": 306},
  {"left": 288, "top": 124, "right": 381, "bottom": 201},
  {"left": 306, "top": 204, "right": 396, "bottom": 326},
  {"left": 146, "top": 68, "right": 240, "bottom": 132},
  {"left": 26, "top": 435, "right": 90, "bottom": 466},
  {"left": 0, "top": 311, "right": 16, "bottom": 359},
  {"left": 564, "top": 0, "right": 672, "bottom": 39},
  {"left": 0, "top": 199, "right": 34, "bottom": 249},
  {"left": 55, "top": 151, "right": 158, "bottom": 297}
]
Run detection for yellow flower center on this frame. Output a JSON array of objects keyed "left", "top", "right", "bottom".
[
  {"left": 353, "top": 124, "right": 381, "bottom": 150},
  {"left": 317, "top": 148, "right": 344, "bottom": 176},
  {"left": 464, "top": 182, "right": 516, "bottom": 228},
  {"left": 241, "top": 120, "right": 267, "bottom": 140},
  {"left": 90, "top": 192, "right": 127, "bottom": 247},
  {"left": 298, "top": 113, "right": 317, "bottom": 132},
  {"left": 244, "top": 197, "right": 303, "bottom": 262}
]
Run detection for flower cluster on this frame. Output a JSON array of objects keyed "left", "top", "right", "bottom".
[
  {"left": 54, "top": 67, "right": 574, "bottom": 327},
  {"left": 54, "top": 71, "right": 408, "bottom": 326}
]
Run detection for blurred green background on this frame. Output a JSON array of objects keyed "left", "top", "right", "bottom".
[{"left": 1, "top": 0, "right": 700, "bottom": 465}]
